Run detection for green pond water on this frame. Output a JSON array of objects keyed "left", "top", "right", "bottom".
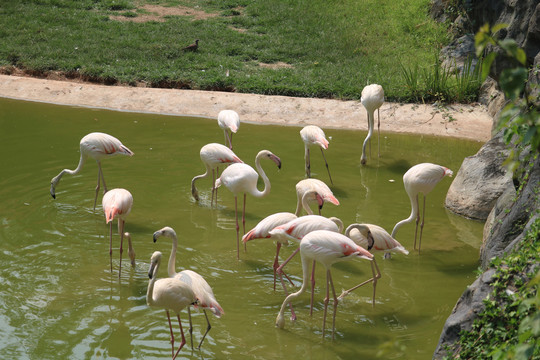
[{"left": 0, "top": 97, "right": 485, "bottom": 359}]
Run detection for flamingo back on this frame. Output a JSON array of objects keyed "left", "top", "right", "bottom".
[
  {"left": 301, "top": 230, "right": 373, "bottom": 267},
  {"left": 176, "top": 270, "right": 224, "bottom": 317},
  {"left": 200, "top": 143, "right": 243, "bottom": 168},
  {"left": 81, "top": 132, "right": 134, "bottom": 160},
  {"left": 269, "top": 215, "right": 340, "bottom": 243},
  {"left": 216, "top": 163, "right": 258, "bottom": 194},
  {"left": 403, "top": 163, "right": 453, "bottom": 196},
  {"left": 349, "top": 224, "right": 409, "bottom": 255},
  {"left": 361, "top": 84, "right": 384, "bottom": 113},
  {"left": 102, "top": 188, "right": 133, "bottom": 223},
  {"left": 217, "top": 110, "right": 240, "bottom": 133},
  {"left": 243, "top": 212, "right": 297, "bottom": 242},
  {"left": 300, "top": 125, "right": 329, "bottom": 149}
]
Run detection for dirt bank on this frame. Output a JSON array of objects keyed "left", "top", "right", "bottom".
[{"left": 0, "top": 74, "right": 492, "bottom": 142}]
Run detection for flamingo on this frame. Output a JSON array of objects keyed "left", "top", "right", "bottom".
[
  {"left": 346, "top": 223, "right": 409, "bottom": 259},
  {"left": 269, "top": 215, "right": 344, "bottom": 319},
  {"left": 300, "top": 125, "right": 333, "bottom": 184},
  {"left": 217, "top": 110, "right": 240, "bottom": 149},
  {"left": 49, "top": 132, "right": 134, "bottom": 210},
  {"left": 215, "top": 150, "right": 281, "bottom": 259},
  {"left": 146, "top": 251, "right": 197, "bottom": 359},
  {"left": 191, "top": 143, "right": 243, "bottom": 206},
  {"left": 360, "top": 84, "right": 384, "bottom": 165},
  {"left": 391, "top": 163, "right": 453, "bottom": 252},
  {"left": 275, "top": 230, "right": 373, "bottom": 339},
  {"left": 294, "top": 178, "right": 339, "bottom": 216},
  {"left": 153, "top": 226, "right": 224, "bottom": 350},
  {"left": 102, "top": 188, "right": 134, "bottom": 277}
]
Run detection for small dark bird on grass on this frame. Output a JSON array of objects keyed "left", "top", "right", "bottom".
[{"left": 183, "top": 39, "right": 199, "bottom": 52}]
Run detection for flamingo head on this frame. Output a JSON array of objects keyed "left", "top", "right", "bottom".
[
  {"left": 345, "top": 224, "right": 374, "bottom": 250},
  {"left": 443, "top": 167, "right": 453, "bottom": 178},
  {"left": 148, "top": 251, "right": 162, "bottom": 279},
  {"left": 267, "top": 151, "right": 281, "bottom": 169},
  {"left": 153, "top": 226, "right": 176, "bottom": 243},
  {"left": 50, "top": 175, "right": 61, "bottom": 199}
]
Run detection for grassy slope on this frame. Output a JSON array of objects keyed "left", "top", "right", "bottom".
[{"left": 0, "top": 0, "right": 449, "bottom": 101}]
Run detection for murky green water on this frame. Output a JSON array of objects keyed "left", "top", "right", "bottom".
[{"left": 0, "top": 97, "right": 484, "bottom": 359}]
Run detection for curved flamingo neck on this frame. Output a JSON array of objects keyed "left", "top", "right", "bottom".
[
  {"left": 391, "top": 192, "right": 418, "bottom": 237},
  {"left": 361, "top": 111, "right": 375, "bottom": 160},
  {"left": 52, "top": 152, "right": 87, "bottom": 185},
  {"left": 330, "top": 217, "right": 343, "bottom": 233},
  {"left": 167, "top": 234, "right": 179, "bottom": 278},
  {"left": 191, "top": 169, "right": 210, "bottom": 198},
  {"left": 251, "top": 152, "right": 271, "bottom": 198},
  {"left": 146, "top": 259, "right": 160, "bottom": 306},
  {"left": 276, "top": 252, "right": 311, "bottom": 326}
]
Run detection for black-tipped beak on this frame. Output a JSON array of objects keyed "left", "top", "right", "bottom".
[
  {"left": 367, "top": 232, "right": 375, "bottom": 251},
  {"left": 148, "top": 263, "right": 156, "bottom": 279},
  {"left": 153, "top": 232, "right": 159, "bottom": 243},
  {"left": 50, "top": 184, "right": 56, "bottom": 199}
]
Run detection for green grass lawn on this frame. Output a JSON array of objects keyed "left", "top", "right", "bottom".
[{"left": 0, "top": 0, "right": 472, "bottom": 102}]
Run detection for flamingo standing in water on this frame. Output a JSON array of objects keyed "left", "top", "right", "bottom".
[
  {"left": 391, "top": 163, "right": 453, "bottom": 252},
  {"left": 146, "top": 251, "right": 197, "bottom": 359},
  {"left": 191, "top": 143, "right": 243, "bottom": 206},
  {"left": 102, "top": 188, "right": 134, "bottom": 277},
  {"left": 215, "top": 150, "right": 281, "bottom": 259},
  {"left": 294, "top": 178, "right": 339, "bottom": 216},
  {"left": 275, "top": 230, "right": 373, "bottom": 339},
  {"left": 153, "top": 227, "right": 224, "bottom": 350},
  {"left": 268, "top": 215, "right": 344, "bottom": 319},
  {"left": 300, "top": 125, "right": 333, "bottom": 184},
  {"left": 360, "top": 84, "right": 384, "bottom": 165},
  {"left": 217, "top": 110, "right": 240, "bottom": 149},
  {"left": 50, "top": 132, "right": 134, "bottom": 210}
]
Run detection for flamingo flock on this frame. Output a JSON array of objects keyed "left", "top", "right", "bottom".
[{"left": 49, "top": 92, "right": 455, "bottom": 356}]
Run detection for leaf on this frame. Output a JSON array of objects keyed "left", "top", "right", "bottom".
[
  {"left": 491, "top": 23, "right": 509, "bottom": 34},
  {"left": 522, "top": 125, "right": 537, "bottom": 144},
  {"left": 500, "top": 67, "right": 528, "bottom": 100},
  {"left": 499, "top": 39, "right": 526, "bottom": 65},
  {"left": 481, "top": 53, "right": 496, "bottom": 81}
]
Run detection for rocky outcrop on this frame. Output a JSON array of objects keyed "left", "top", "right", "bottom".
[{"left": 445, "top": 131, "right": 513, "bottom": 220}]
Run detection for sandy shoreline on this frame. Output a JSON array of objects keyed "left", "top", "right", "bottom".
[{"left": 0, "top": 74, "right": 493, "bottom": 142}]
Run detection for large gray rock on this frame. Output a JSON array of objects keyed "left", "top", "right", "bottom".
[
  {"left": 445, "top": 132, "right": 513, "bottom": 220},
  {"left": 480, "top": 155, "right": 540, "bottom": 268},
  {"left": 432, "top": 269, "right": 497, "bottom": 359}
]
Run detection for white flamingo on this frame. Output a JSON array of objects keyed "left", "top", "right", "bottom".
[
  {"left": 217, "top": 110, "right": 240, "bottom": 149},
  {"left": 50, "top": 132, "right": 133, "bottom": 210},
  {"left": 391, "top": 163, "right": 453, "bottom": 251},
  {"left": 191, "top": 143, "right": 243, "bottom": 206},
  {"left": 153, "top": 226, "right": 224, "bottom": 350},
  {"left": 215, "top": 150, "right": 281, "bottom": 259},
  {"left": 300, "top": 125, "right": 333, "bottom": 184},
  {"left": 275, "top": 230, "right": 373, "bottom": 339},
  {"left": 146, "top": 251, "right": 197, "bottom": 359},
  {"left": 294, "top": 178, "right": 339, "bottom": 216},
  {"left": 360, "top": 84, "right": 384, "bottom": 165}
]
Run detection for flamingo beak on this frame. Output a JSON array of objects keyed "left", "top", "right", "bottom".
[
  {"left": 270, "top": 154, "right": 282, "bottom": 169},
  {"left": 152, "top": 232, "right": 160, "bottom": 243},
  {"left": 50, "top": 184, "right": 56, "bottom": 199},
  {"left": 367, "top": 232, "right": 375, "bottom": 251}
]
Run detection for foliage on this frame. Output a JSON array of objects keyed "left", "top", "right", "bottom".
[
  {"left": 475, "top": 23, "right": 540, "bottom": 173},
  {"left": 0, "top": 0, "right": 451, "bottom": 101},
  {"left": 446, "top": 217, "right": 540, "bottom": 359}
]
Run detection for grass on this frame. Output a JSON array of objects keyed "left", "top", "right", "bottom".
[{"left": 0, "top": 0, "right": 481, "bottom": 102}]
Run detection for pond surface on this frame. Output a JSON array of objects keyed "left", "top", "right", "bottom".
[{"left": 0, "top": 97, "right": 485, "bottom": 359}]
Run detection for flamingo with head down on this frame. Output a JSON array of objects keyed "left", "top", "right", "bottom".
[
  {"left": 300, "top": 125, "right": 333, "bottom": 184},
  {"left": 294, "top": 178, "right": 339, "bottom": 216}
]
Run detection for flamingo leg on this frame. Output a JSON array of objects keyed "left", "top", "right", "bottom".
[
  {"left": 377, "top": 108, "right": 381, "bottom": 158},
  {"left": 234, "top": 196, "right": 240, "bottom": 260},
  {"left": 319, "top": 148, "right": 333, "bottom": 185},
  {"left": 166, "top": 310, "right": 175, "bottom": 358},
  {"left": 419, "top": 194, "right": 427, "bottom": 253},
  {"left": 273, "top": 243, "right": 282, "bottom": 291},
  {"left": 310, "top": 260, "right": 316, "bottom": 317},
  {"left": 329, "top": 270, "right": 338, "bottom": 340},
  {"left": 337, "top": 259, "right": 381, "bottom": 306},
  {"left": 215, "top": 167, "right": 220, "bottom": 207},
  {"left": 223, "top": 130, "right": 229, "bottom": 149},
  {"left": 173, "top": 314, "right": 187, "bottom": 360},
  {"left": 118, "top": 219, "right": 124, "bottom": 278},
  {"left": 109, "top": 221, "right": 113, "bottom": 273},
  {"left": 305, "top": 146, "right": 311, "bottom": 178},
  {"left": 230, "top": 131, "right": 234, "bottom": 150},
  {"left": 242, "top": 194, "right": 247, "bottom": 252},
  {"left": 94, "top": 166, "right": 101, "bottom": 211},
  {"left": 276, "top": 247, "right": 299, "bottom": 287},
  {"left": 414, "top": 194, "right": 420, "bottom": 250},
  {"left": 197, "top": 309, "right": 212, "bottom": 350},
  {"left": 187, "top": 307, "right": 194, "bottom": 350},
  {"left": 211, "top": 169, "right": 216, "bottom": 207}
]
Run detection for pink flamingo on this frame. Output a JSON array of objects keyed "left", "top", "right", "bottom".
[
  {"left": 360, "top": 84, "right": 384, "bottom": 165},
  {"left": 146, "top": 251, "right": 197, "bottom": 360},
  {"left": 275, "top": 230, "right": 373, "bottom": 339},
  {"left": 300, "top": 125, "right": 333, "bottom": 184},
  {"left": 294, "top": 178, "right": 339, "bottom": 216},
  {"left": 191, "top": 143, "right": 243, "bottom": 206},
  {"left": 346, "top": 223, "right": 409, "bottom": 259},
  {"left": 217, "top": 110, "right": 240, "bottom": 149},
  {"left": 391, "top": 163, "right": 453, "bottom": 251},
  {"left": 50, "top": 132, "right": 134, "bottom": 210},
  {"left": 102, "top": 188, "right": 135, "bottom": 277},
  {"left": 215, "top": 150, "right": 281, "bottom": 259},
  {"left": 153, "top": 227, "right": 224, "bottom": 350}
]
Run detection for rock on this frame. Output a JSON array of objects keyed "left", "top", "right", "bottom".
[
  {"left": 480, "top": 155, "right": 540, "bottom": 268},
  {"left": 479, "top": 76, "right": 507, "bottom": 121},
  {"left": 440, "top": 34, "right": 477, "bottom": 74},
  {"left": 445, "top": 131, "right": 513, "bottom": 220},
  {"left": 482, "top": 183, "right": 516, "bottom": 244},
  {"left": 432, "top": 269, "right": 497, "bottom": 359},
  {"left": 527, "top": 52, "right": 540, "bottom": 107}
]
